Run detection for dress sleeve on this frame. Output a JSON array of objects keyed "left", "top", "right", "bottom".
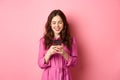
[
  {"left": 38, "top": 38, "right": 51, "bottom": 69},
  {"left": 66, "top": 37, "right": 78, "bottom": 67}
]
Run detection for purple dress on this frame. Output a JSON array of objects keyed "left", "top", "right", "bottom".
[{"left": 38, "top": 37, "right": 78, "bottom": 80}]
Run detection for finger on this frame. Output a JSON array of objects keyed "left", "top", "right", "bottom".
[
  {"left": 52, "top": 46, "right": 58, "bottom": 49},
  {"left": 55, "top": 46, "right": 62, "bottom": 50},
  {"left": 54, "top": 48, "right": 60, "bottom": 51}
]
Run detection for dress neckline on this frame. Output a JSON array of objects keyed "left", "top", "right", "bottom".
[{"left": 53, "top": 36, "right": 61, "bottom": 40}]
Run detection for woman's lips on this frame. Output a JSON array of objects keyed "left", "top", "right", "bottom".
[{"left": 54, "top": 28, "right": 60, "bottom": 31}]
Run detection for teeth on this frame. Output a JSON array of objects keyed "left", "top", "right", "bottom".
[
  {"left": 55, "top": 29, "right": 59, "bottom": 31},
  {"left": 55, "top": 28, "right": 60, "bottom": 31}
]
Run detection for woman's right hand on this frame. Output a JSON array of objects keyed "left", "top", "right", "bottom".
[
  {"left": 44, "top": 45, "right": 58, "bottom": 63},
  {"left": 47, "top": 45, "right": 58, "bottom": 56}
]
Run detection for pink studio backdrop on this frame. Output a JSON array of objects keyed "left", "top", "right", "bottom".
[{"left": 0, "top": 0, "right": 120, "bottom": 80}]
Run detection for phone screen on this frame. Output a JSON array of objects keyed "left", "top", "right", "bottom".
[{"left": 52, "top": 40, "right": 62, "bottom": 45}]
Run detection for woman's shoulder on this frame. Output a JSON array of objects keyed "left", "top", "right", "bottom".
[
  {"left": 72, "top": 36, "right": 75, "bottom": 40},
  {"left": 71, "top": 36, "right": 77, "bottom": 44},
  {"left": 39, "top": 36, "right": 45, "bottom": 42}
]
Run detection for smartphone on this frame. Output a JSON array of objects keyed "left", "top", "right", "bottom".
[{"left": 52, "top": 40, "right": 62, "bottom": 45}]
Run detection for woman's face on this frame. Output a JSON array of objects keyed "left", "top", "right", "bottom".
[{"left": 51, "top": 15, "right": 64, "bottom": 35}]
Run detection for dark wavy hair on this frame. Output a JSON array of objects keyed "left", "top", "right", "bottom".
[{"left": 43, "top": 9, "right": 73, "bottom": 50}]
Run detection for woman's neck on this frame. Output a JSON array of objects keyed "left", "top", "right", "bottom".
[{"left": 54, "top": 34, "right": 60, "bottom": 39}]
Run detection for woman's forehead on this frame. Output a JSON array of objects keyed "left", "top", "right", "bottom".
[{"left": 51, "top": 15, "right": 63, "bottom": 21}]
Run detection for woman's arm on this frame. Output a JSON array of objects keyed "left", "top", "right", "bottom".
[
  {"left": 56, "top": 37, "right": 78, "bottom": 67},
  {"left": 64, "top": 38, "right": 78, "bottom": 67},
  {"left": 38, "top": 38, "right": 59, "bottom": 69},
  {"left": 38, "top": 38, "right": 51, "bottom": 69}
]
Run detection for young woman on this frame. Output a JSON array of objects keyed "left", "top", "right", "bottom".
[{"left": 38, "top": 9, "right": 78, "bottom": 80}]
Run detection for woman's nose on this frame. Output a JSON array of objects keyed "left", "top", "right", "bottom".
[{"left": 55, "top": 23, "right": 59, "bottom": 26}]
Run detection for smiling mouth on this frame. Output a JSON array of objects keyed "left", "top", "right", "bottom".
[{"left": 54, "top": 28, "right": 60, "bottom": 31}]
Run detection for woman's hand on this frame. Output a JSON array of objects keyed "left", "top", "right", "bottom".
[
  {"left": 54, "top": 45, "right": 65, "bottom": 55},
  {"left": 45, "top": 45, "right": 58, "bottom": 63},
  {"left": 55, "top": 45, "right": 69, "bottom": 61},
  {"left": 45, "top": 45, "right": 69, "bottom": 63},
  {"left": 47, "top": 45, "right": 59, "bottom": 55}
]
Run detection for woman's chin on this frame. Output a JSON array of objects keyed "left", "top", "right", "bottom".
[{"left": 54, "top": 31, "right": 61, "bottom": 34}]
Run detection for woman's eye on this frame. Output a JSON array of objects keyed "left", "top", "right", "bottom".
[
  {"left": 52, "top": 22, "right": 56, "bottom": 24},
  {"left": 59, "top": 21, "right": 63, "bottom": 24}
]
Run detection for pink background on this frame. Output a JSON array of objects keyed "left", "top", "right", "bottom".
[{"left": 0, "top": 0, "right": 120, "bottom": 80}]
